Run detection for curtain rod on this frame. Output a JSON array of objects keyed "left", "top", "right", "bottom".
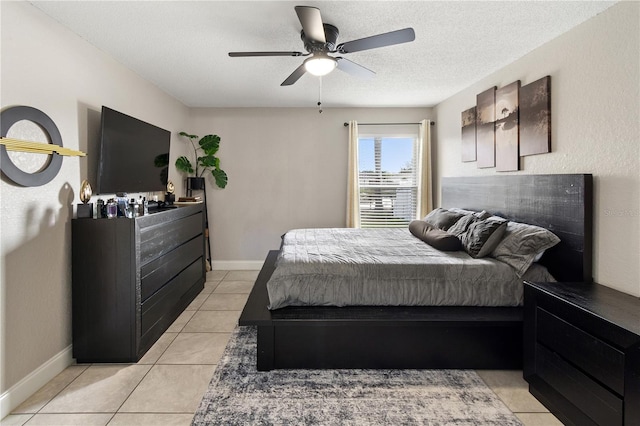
[{"left": 343, "top": 122, "right": 435, "bottom": 127}]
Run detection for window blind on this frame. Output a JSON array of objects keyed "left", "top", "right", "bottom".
[{"left": 357, "top": 134, "right": 419, "bottom": 228}]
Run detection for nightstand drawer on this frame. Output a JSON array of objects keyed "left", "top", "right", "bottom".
[
  {"left": 536, "top": 343, "right": 623, "bottom": 426},
  {"left": 537, "top": 307, "right": 625, "bottom": 395}
]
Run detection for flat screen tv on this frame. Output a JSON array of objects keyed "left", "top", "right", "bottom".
[{"left": 97, "top": 106, "right": 170, "bottom": 194}]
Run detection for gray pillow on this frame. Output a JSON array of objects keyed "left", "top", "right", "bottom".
[
  {"left": 476, "top": 219, "right": 508, "bottom": 258},
  {"left": 458, "top": 216, "right": 508, "bottom": 258},
  {"left": 422, "top": 208, "right": 464, "bottom": 230},
  {"left": 491, "top": 221, "right": 561, "bottom": 277},
  {"left": 409, "top": 220, "right": 462, "bottom": 251},
  {"left": 447, "top": 208, "right": 491, "bottom": 220},
  {"left": 446, "top": 214, "right": 477, "bottom": 237}
]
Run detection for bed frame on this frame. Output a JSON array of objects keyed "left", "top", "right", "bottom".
[{"left": 239, "top": 174, "right": 593, "bottom": 371}]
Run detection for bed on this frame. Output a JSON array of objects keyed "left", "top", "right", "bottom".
[
  {"left": 239, "top": 174, "right": 593, "bottom": 371},
  {"left": 266, "top": 227, "right": 556, "bottom": 310}
]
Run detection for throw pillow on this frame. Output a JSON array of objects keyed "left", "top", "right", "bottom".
[
  {"left": 491, "top": 221, "right": 561, "bottom": 277},
  {"left": 409, "top": 220, "right": 463, "bottom": 251},
  {"left": 422, "top": 208, "right": 464, "bottom": 230},
  {"left": 458, "top": 216, "right": 508, "bottom": 258},
  {"left": 446, "top": 214, "right": 477, "bottom": 237},
  {"left": 447, "top": 208, "right": 491, "bottom": 220}
]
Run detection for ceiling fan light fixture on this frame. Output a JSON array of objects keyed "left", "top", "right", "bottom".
[{"left": 304, "top": 54, "right": 337, "bottom": 76}]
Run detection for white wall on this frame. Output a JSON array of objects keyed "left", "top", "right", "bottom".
[
  {"left": 0, "top": 1, "right": 189, "bottom": 412},
  {"left": 184, "top": 107, "right": 432, "bottom": 265},
  {"left": 434, "top": 1, "right": 640, "bottom": 296}
]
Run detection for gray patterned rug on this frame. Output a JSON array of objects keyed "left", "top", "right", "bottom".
[{"left": 192, "top": 326, "right": 522, "bottom": 425}]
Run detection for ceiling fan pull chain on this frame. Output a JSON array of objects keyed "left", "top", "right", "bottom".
[{"left": 318, "top": 77, "right": 323, "bottom": 114}]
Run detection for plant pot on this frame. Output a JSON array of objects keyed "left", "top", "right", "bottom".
[{"left": 187, "top": 176, "right": 205, "bottom": 191}]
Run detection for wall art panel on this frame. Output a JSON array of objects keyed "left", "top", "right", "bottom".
[
  {"left": 495, "top": 81, "right": 520, "bottom": 171},
  {"left": 520, "top": 76, "right": 551, "bottom": 156},
  {"left": 461, "top": 107, "right": 477, "bottom": 162},
  {"left": 476, "top": 87, "right": 496, "bottom": 168}
]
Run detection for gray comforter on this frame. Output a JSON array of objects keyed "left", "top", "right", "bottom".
[{"left": 266, "top": 228, "right": 554, "bottom": 309}]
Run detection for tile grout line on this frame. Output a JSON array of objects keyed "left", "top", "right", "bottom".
[{"left": 107, "top": 363, "right": 154, "bottom": 417}]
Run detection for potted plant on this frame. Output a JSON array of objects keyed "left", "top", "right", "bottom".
[{"left": 175, "top": 131, "right": 228, "bottom": 189}]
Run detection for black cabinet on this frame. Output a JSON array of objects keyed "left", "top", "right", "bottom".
[
  {"left": 72, "top": 205, "right": 205, "bottom": 362},
  {"left": 524, "top": 281, "right": 640, "bottom": 426}
]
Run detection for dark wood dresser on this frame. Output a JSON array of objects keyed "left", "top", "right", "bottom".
[
  {"left": 72, "top": 204, "right": 205, "bottom": 362},
  {"left": 524, "top": 281, "right": 640, "bottom": 426}
]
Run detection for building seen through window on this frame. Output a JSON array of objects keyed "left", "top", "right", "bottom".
[{"left": 358, "top": 136, "right": 418, "bottom": 227}]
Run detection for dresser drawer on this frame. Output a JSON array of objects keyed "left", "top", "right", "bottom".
[
  {"left": 140, "top": 236, "right": 203, "bottom": 302},
  {"left": 537, "top": 307, "right": 625, "bottom": 395},
  {"left": 139, "top": 213, "right": 203, "bottom": 264},
  {"left": 140, "top": 258, "right": 203, "bottom": 336},
  {"left": 536, "top": 343, "right": 623, "bottom": 426}
]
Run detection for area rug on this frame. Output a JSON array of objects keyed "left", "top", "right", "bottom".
[{"left": 192, "top": 326, "right": 522, "bottom": 425}]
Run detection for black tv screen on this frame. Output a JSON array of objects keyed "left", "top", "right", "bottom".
[{"left": 97, "top": 106, "right": 170, "bottom": 194}]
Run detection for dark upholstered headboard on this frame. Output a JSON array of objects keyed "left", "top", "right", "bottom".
[{"left": 441, "top": 174, "right": 593, "bottom": 283}]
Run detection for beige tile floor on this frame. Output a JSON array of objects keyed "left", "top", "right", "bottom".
[{"left": 3, "top": 270, "right": 561, "bottom": 426}]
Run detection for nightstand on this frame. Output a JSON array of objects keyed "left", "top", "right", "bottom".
[{"left": 523, "top": 281, "right": 640, "bottom": 426}]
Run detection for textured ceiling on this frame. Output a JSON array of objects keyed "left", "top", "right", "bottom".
[{"left": 30, "top": 1, "right": 616, "bottom": 108}]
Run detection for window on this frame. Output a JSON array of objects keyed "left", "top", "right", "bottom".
[
  {"left": 347, "top": 120, "right": 432, "bottom": 229},
  {"left": 357, "top": 131, "right": 420, "bottom": 227}
]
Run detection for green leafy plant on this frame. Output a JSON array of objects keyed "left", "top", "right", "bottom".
[{"left": 175, "top": 132, "right": 228, "bottom": 189}]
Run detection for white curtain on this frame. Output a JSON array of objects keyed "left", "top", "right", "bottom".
[
  {"left": 417, "top": 119, "right": 433, "bottom": 218},
  {"left": 346, "top": 120, "right": 361, "bottom": 228}
]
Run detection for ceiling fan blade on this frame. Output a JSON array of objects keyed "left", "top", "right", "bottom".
[
  {"left": 281, "top": 64, "right": 307, "bottom": 86},
  {"left": 295, "top": 6, "right": 325, "bottom": 43},
  {"left": 336, "top": 58, "right": 375, "bottom": 79},
  {"left": 337, "top": 28, "right": 415, "bottom": 54},
  {"left": 229, "top": 51, "right": 304, "bottom": 57}
]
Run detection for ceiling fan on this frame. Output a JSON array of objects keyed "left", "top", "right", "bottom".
[{"left": 228, "top": 6, "right": 415, "bottom": 86}]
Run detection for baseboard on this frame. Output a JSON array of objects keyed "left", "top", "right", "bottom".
[
  {"left": 212, "top": 260, "right": 265, "bottom": 270},
  {"left": 0, "top": 345, "right": 73, "bottom": 419}
]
